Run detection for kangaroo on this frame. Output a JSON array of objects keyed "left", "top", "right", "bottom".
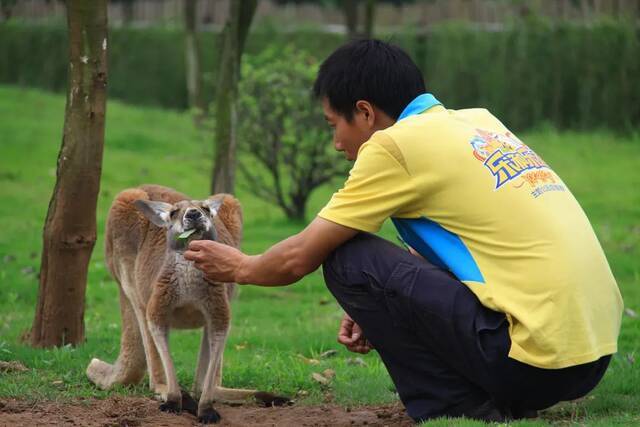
[{"left": 86, "top": 185, "right": 287, "bottom": 423}]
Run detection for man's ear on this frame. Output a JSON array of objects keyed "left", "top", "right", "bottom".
[
  {"left": 355, "top": 100, "right": 375, "bottom": 127},
  {"left": 204, "top": 197, "right": 223, "bottom": 216},
  {"left": 133, "top": 200, "right": 173, "bottom": 227}
]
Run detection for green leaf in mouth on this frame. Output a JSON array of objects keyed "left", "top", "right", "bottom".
[{"left": 177, "top": 228, "right": 197, "bottom": 240}]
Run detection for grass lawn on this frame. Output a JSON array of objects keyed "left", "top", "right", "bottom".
[{"left": 0, "top": 85, "right": 638, "bottom": 426}]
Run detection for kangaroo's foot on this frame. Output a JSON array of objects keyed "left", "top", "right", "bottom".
[
  {"left": 86, "top": 358, "right": 116, "bottom": 390},
  {"left": 181, "top": 389, "right": 198, "bottom": 417},
  {"left": 197, "top": 403, "right": 222, "bottom": 424},
  {"left": 86, "top": 356, "right": 145, "bottom": 390},
  {"left": 151, "top": 383, "right": 168, "bottom": 400},
  {"left": 254, "top": 391, "right": 294, "bottom": 407},
  {"left": 159, "top": 398, "right": 182, "bottom": 414},
  {"left": 158, "top": 388, "right": 183, "bottom": 414}
]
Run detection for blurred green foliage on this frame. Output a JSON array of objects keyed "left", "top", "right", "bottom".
[
  {"left": 0, "top": 19, "right": 638, "bottom": 131},
  {"left": 237, "top": 47, "right": 347, "bottom": 221},
  {"left": 412, "top": 19, "right": 640, "bottom": 132},
  {"left": 0, "top": 23, "right": 344, "bottom": 110}
]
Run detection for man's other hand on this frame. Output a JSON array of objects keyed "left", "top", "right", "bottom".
[{"left": 337, "top": 312, "right": 373, "bottom": 354}]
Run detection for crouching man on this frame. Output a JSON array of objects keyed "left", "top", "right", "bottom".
[{"left": 185, "top": 40, "right": 623, "bottom": 422}]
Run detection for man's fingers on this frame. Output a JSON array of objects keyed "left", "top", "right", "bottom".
[
  {"left": 338, "top": 328, "right": 357, "bottom": 345},
  {"left": 188, "top": 239, "right": 220, "bottom": 251},
  {"left": 183, "top": 250, "right": 200, "bottom": 261},
  {"left": 337, "top": 315, "right": 354, "bottom": 344},
  {"left": 338, "top": 335, "right": 355, "bottom": 345},
  {"left": 187, "top": 240, "right": 206, "bottom": 251},
  {"left": 337, "top": 314, "right": 370, "bottom": 351},
  {"left": 346, "top": 343, "right": 371, "bottom": 354},
  {"left": 352, "top": 322, "right": 364, "bottom": 340}
]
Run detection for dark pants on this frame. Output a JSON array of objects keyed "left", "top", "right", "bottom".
[{"left": 322, "top": 233, "right": 611, "bottom": 422}]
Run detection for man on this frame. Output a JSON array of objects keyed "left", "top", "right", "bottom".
[{"left": 185, "top": 39, "right": 623, "bottom": 422}]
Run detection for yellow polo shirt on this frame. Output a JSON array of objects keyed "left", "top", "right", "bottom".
[{"left": 319, "top": 101, "right": 622, "bottom": 369}]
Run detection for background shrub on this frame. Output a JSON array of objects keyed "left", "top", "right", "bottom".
[{"left": 237, "top": 46, "right": 347, "bottom": 221}]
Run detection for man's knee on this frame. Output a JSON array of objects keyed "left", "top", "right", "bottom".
[
  {"left": 322, "top": 241, "right": 348, "bottom": 291},
  {"left": 322, "top": 233, "right": 377, "bottom": 287},
  {"left": 322, "top": 232, "right": 408, "bottom": 292}
]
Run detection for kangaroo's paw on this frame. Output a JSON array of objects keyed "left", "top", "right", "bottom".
[
  {"left": 159, "top": 399, "right": 182, "bottom": 414},
  {"left": 152, "top": 383, "right": 168, "bottom": 401},
  {"left": 198, "top": 405, "right": 222, "bottom": 424},
  {"left": 86, "top": 358, "right": 115, "bottom": 390},
  {"left": 181, "top": 389, "right": 198, "bottom": 417},
  {"left": 254, "top": 391, "right": 294, "bottom": 407}
]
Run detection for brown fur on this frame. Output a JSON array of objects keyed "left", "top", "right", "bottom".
[{"left": 86, "top": 185, "right": 257, "bottom": 421}]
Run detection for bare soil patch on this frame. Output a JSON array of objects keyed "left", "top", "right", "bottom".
[{"left": 0, "top": 396, "right": 413, "bottom": 426}]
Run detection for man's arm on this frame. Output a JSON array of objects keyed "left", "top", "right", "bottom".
[{"left": 184, "top": 217, "right": 358, "bottom": 286}]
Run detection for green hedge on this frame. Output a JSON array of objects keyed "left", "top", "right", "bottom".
[
  {"left": 0, "top": 22, "right": 344, "bottom": 110},
  {"left": 413, "top": 20, "right": 640, "bottom": 132},
  {"left": 1, "top": 20, "right": 638, "bottom": 131}
]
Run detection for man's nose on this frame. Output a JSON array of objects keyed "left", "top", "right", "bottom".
[{"left": 185, "top": 209, "right": 201, "bottom": 220}]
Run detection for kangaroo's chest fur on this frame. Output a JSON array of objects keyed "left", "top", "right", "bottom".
[{"left": 154, "top": 253, "right": 227, "bottom": 330}]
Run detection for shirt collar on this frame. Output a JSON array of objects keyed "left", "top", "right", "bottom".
[{"left": 397, "top": 93, "right": 443, "bottom": 121}]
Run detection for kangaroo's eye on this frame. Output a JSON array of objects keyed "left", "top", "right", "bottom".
[
  {"left": 170, "top": 209, "right": 179, "bottom": 218},
  {"left": 202, "top": 206, "right": 210, "bottom": 213}
]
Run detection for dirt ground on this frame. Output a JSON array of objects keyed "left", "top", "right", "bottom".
[{"left": 0, "top": 396, "right": 413, "bottom": 427}]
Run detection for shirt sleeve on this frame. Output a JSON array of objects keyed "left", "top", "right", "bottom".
[{"left": 318, "top": 135, "right": 417, "bottom": 233}]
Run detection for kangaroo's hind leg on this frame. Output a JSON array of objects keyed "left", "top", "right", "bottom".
[
  {"left": 195, "top": 337, "right": 257, "bottom": 403},
  {"left": 193, "top": 329, "right": 210, "bottom": 399},
  {"left": 131, "top": 300, "right": 167, "bottom": 396},
  {"left": 86, "top": 285, "right": 146, "bottom": 389},
  {"left": 196, "top": 321, "right": 227, "bottom": 424},
  {"left": 210, "top": 356, "right": 258, "bottom": 403},
  {"left": 147, "top": 284, "right": 182, "bottom": 413}
]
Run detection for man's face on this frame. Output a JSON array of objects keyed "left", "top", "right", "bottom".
[{"left": 322, "top": 98, "right": 373, "bottom": 161}]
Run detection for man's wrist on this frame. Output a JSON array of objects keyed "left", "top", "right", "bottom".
[{"left": 234, "top": 254, "right": 255, "bottom": 285}]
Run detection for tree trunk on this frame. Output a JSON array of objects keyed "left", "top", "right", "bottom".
[
  {"left": 184, "top": 0, "right": 204, "bottom": 114},
  {"left": 30, "top": 0, "right": 108, "bottom": 348},
  {"left": 343, "top": 0, "right": 359, "bottom": 39},
  {"left": 122, "top": 1, "right": 134, "bottom": 26},
  {"left": 210, "top": 0, "right": 257, "bottom": 194},
  {"left": 363, "top": 0, "right": 376, "bottom": 39},
  {"left": 1, "top": 1, "right": 16, "bottom": 21}
]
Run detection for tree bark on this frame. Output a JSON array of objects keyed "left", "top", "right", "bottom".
[
  {"left": 210, "top": 0, "right": 257, "bottom": 194},
  {"left": 363, "top": 0, "right": 376, "bottom": 39},
  {"left": 30, "top": 0, "right": 108, "bottom": 348},
  {"left": 343, "top": 0, "right": 359, "bottom": 39},
  {"left": 121, "top": 0, "right": 134, "bottom": 26},
  {"left": 0, "top": 0, "right": 16, "bottom": 21},
  {"left": 184, "top": 0, "right": 205, "bottom": 114}
]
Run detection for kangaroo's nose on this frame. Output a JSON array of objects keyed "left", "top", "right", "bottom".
[{"left": 185, "top": 209, "right": 201, "bottom": 220}]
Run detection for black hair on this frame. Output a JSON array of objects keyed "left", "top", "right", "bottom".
[{"left": 313, "top": 39, "right": 426, "bottom": 121}]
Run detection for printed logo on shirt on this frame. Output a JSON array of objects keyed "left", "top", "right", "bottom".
[{"left": 469, "top": 129, "right": 566, "bottom": 197}]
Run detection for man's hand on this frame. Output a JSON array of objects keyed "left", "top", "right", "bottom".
[
  {"left": 184, "top": 217, "right": 357, "bottom": 287},
  {"left": 337, "top": 313, "right": 373, "bottom": 354},
  {"left": 184, "top": 240, "right": 245, "bottom": 283}
]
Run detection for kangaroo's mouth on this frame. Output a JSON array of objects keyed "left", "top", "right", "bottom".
[
  {"left": 177, "top": 228, "right": 198, "bottom": 241},
  {"left": 175, "top": 227, "right": 216, "bottom": 244}
]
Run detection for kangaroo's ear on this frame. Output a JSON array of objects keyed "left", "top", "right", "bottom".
[
  {"left": 204, "top": 197, "right": 223, "bottom": 216},
  {"left": 206, "top": 194, "right": 242, "bottom": 247},
  {"left": 133, "top": 200, "right": 173, "bottom": 227}
]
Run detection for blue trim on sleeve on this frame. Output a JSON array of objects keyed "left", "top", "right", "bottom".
[
  {"left": 392, "top": 217, "right": 485, "bottom": 283},
  {"left": 397, "top": 93, "right": 443, "bottom": 121}
]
